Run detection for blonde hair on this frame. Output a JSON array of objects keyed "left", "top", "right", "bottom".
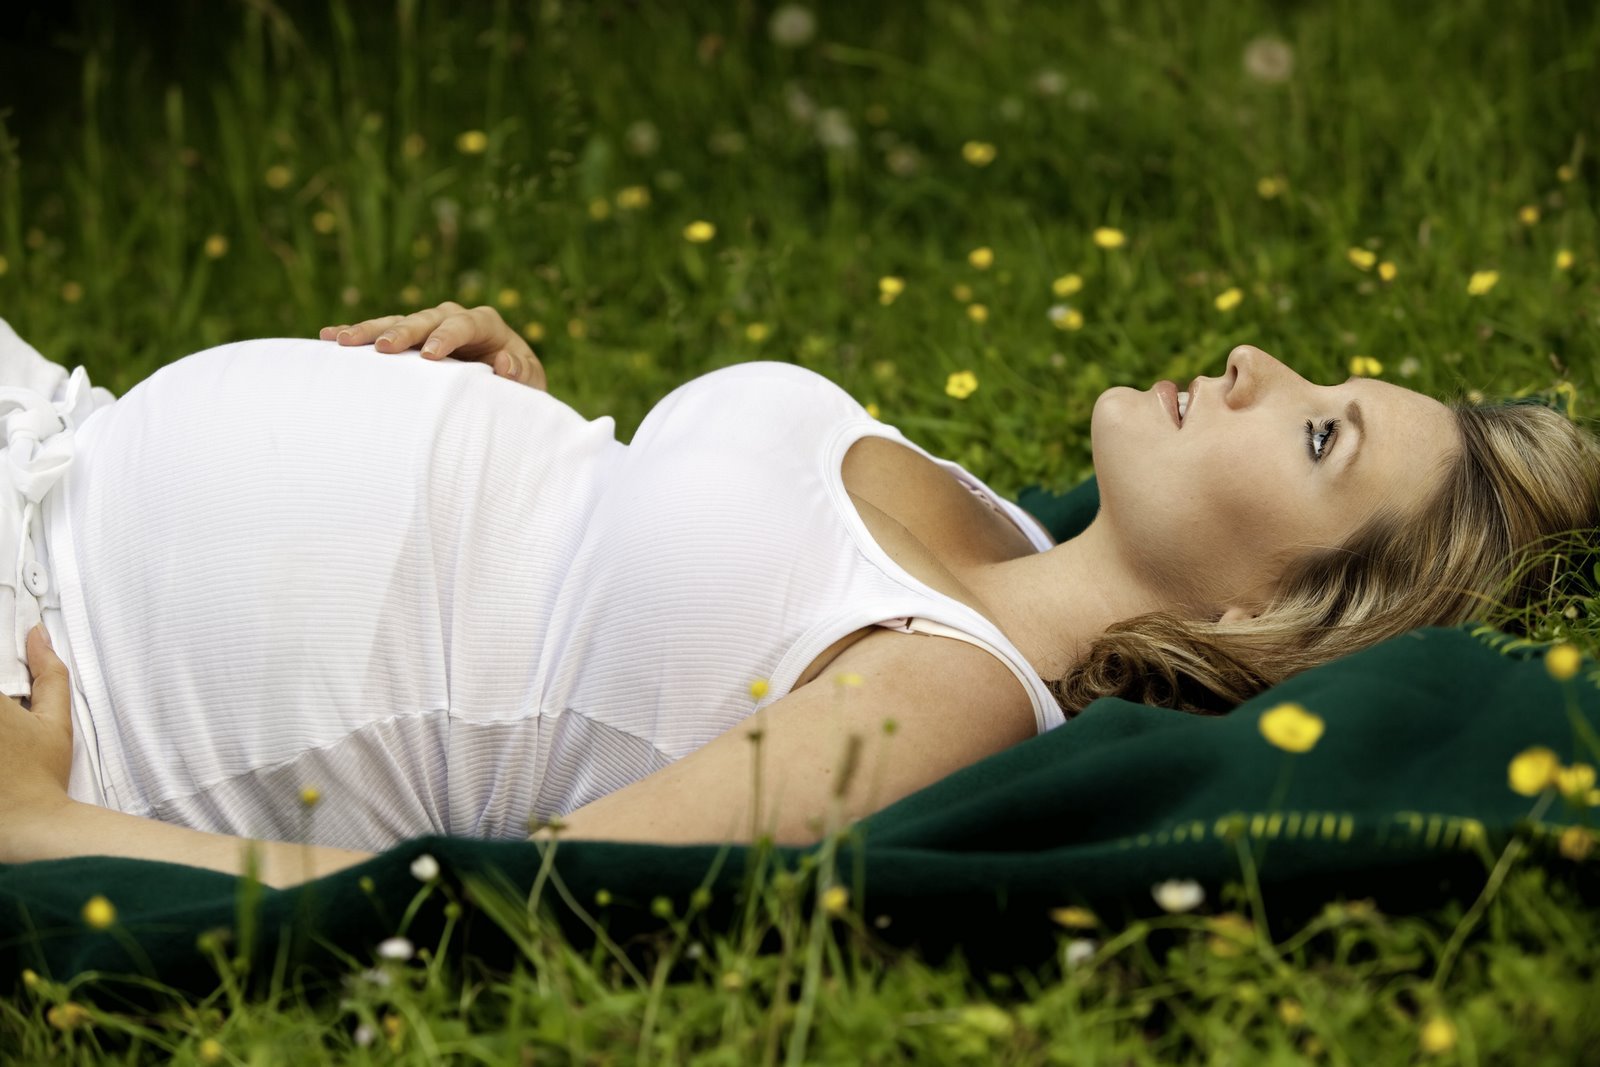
[{"left": 1049, "top": 397, "right": 1600, "bottom": 717}]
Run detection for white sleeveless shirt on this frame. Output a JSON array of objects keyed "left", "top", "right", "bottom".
[{"left": 44, "top": 342, "right": 1062, "bottom": 850}]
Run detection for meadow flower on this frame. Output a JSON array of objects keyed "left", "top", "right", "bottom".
[
  {"left": 744, "top": 322, "right": 771, "bottom": 343},
  {"left": 1049, "top": 906, "right": 1098, "bottom": 929},
  {"left": 1032, "top": 69, "right": 1067, "bottom": 96},
  {"left": 198, "top": 1038, "right": 224, "bottom": 1065},
  {"left": 1242, "top": 36, "right": 1295, "bottom": 83},
  {"left": 47, "top": 1002, "right": 92, "bottom": 1031},
  {"left": 821, "top": 885, "right": 849, "bottom": 915},
  {"left": 1556, "top": 763, "right": 1596, "bottom": 796},
  {"left": 455, "top": 129, "right": 489, "bottom": 155},
  {"left": 815, "top": 109, "right": 857, "bottom": 151},
  {"left": 1555, "top": 248, "right": 1574, "bottom": 271},
  {"left": 865, "top": 402, "right": 880, "bottom": 419},
  {"left": 683, "top": 220, "right": 716, "bottom": 243},
  {"left": 1517, "top": 204, "right": 1540, "bottom": 226},
  {"left": 1399, "top": 356, "right": 1421, "bottom": 378},
  {"left": 377, "top": 936, "right": 415, "bottom": 962},
  {"left": 82, "top": 894, "right": 116, "bottom": 930},
  {"left": 587, "top": 197, "right": 612, "bottom": 220},
  {"left": 1277, "top": 998, "right": 1306, "bottom": 1026},
  {"left": 264, "top": 164, "right": 292, "bottom": 190},
  {"left": 353, "top": 1023, "right": 377, "bottom": 1048},
  {"left": 962, "top": 141, "right": 997, "bottom": 166},
  {"left": 966, "top": 303, "right": 989, "bottom": 324},
  {"left": 945, "top": 370, "right": 979, "bottom": 399},
  {"left": 1048, "top": 304, "right": 1084, "bottom": 330},
  {"left": 410, "top": 853, "right": 440, "bottom": 882},
  {"left": 768, "top": 4, "right": 816, "bottom": 48},
  {"left": 496, "top": 288, "right": 521, "bottom": 309},
  {"left": 615, "top": 185, "right": 652, "bottom": 211},
  {"left": 1259, "top": 701, "right": 1325, "bottom": 752},
  {"left": 0, "top": 255, "right": 8, "bottom": 276},
  {"left": 886, "top": 144, "right": 923, "bottom": 177},
  {"left": 1466, "top": 269, "right": 1499, "bottom": 295},
  {"left": 1419, "top": 1015, "right": 1458, "bottom": 1055},
  {"left": 951, "top": 283, "right": 974, "bottom": 303},
  {"left": 1214, "top": 287, "right": 1244, "bottom": 312},
  {"left": 1558, "top": 825, "right": 1595, "bottom": 861},
  {"left": 1508, "top": 746, "right": 1560, "bottom": 796},
  {"left": 1378, "top": 261, "right": 1397, "bottom": 281},
  {"left": 1256, "top": 175, "right": 1287, "bottom": 198},
  {"left": 299, "top": 785, "right": 321, "bottom": 809},
  {"left": 1557, "top": 163, "right": 1575, "bottom": 182},
  {"left": 1063, "top": 938, "right": 1097, "bottom": 968},
  {"left": 61, "top": 281, "right": 84, "bottom": 304},
  {"left": 1052, "top": 273, "right": 1083, "bottom": 297},
  {"left": 1205, "top": 912, "right": 1255, "bottom": 957},
  {"left": 1151, "top": 878, "right": 1204, "bottom": 913},
  {"left": 521, "top": 321, "right": 546, "bottom": 343},
  {"left": 721, "top": 970, "right": 746, "bottom": 991},
  {"left": 21, "top": 968, "right": 38, "bottom": 989},
  {"left": 1348, "top": 355, "right": 1383, "bottom": 378},
  {"left": 878, "top": 275, "right": 905, "bottom": 305},
  {"left": 1092, "top": 227, "right": 1126, "bottom": 249},
  {"left": 203, "top": 234, "right": 229, "bottom": 259},
  {"left": 1545, "top": 642, "right": 1581, "bottom": 680},
  {"left": 748, "top": 678, "right": 770, "bottom": 701},
  {"left": 624, "top": 120, "right": 660, "bottom": 157},
  {"left": 595, "top": 888, "right": 613, "bottom": 906},
  {"left": 968, "top": 246, "right": 995, "bottom": 270},
  {"left": 1346, "top": 247, "right": 1376, "bottom": 271}
]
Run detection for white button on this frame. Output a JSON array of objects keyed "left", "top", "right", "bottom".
[{"left": 23, "top": 562, "right": 48, "bottom": 596}]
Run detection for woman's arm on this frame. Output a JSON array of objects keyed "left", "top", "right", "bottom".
[
  {"left": 0, "top": 626, "right": 374, "bottom": 889},
  {"left": 530, "top": 630, "right": 1039, "bottom": 847}
]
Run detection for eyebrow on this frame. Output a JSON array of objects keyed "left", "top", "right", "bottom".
[{"left": 1342, "top": 398, "right": 1364, "bottom": 472}]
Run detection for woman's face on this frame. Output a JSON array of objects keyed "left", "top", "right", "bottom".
[{"left": 1090, "top": 344, "right": 1460, "bottom": 617}]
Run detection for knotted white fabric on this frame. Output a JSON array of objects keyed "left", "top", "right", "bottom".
[{"left": 0, "top": 317, "right": 117, "bottom": 697}]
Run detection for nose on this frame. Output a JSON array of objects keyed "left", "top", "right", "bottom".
[{"left": 1221, "top": 344, "right": 1300, "bottom": 409}]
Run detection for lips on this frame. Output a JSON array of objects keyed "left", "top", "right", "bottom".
[{"left": 1154, "top": 380, "right": 1182, "bottom": 428}]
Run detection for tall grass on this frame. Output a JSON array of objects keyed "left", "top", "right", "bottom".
[{"left": 1, "top": 0, "right": 1598, "bottom": 1061}]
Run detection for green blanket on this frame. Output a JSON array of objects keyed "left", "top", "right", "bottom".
[{"left": 4, "top": 479, "right": 1597, "bottom": 997}]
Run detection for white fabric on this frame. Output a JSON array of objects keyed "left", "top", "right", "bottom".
[{"left": 42, "top": 343, "right": 1062, "bottom": 850}]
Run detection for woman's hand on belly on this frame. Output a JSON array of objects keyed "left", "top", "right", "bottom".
[
  {"left": 0, "top": 625, "right": 74, "bottom": 833},
  {"left": 320, "top": 300, "right": 547, "bottom": 390}
]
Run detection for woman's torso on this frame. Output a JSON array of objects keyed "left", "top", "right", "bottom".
[{"left": 47, "top": 348, "right": 1059, "bottom": 848}]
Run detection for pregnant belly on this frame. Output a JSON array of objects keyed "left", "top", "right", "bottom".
[{"left": 52, "top": 338, "right": 623, "bottom": 842}]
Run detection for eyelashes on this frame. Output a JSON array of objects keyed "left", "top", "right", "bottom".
[{"left": 1305, "top": 418, "right": 1341, "bottom": 462}]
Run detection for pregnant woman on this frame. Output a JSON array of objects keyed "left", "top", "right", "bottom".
[{"left": 1, "top": 303, "right": 1596, "bottom": 888}]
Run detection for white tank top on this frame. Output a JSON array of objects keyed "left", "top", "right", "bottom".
[{"left": 45, "top": 344, "right": 1062, "bottom": 849}]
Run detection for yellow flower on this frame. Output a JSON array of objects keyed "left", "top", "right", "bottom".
[
  {"left": 1276, "top": 998, "right": 1306, "bottom": 1027},
  {"left": 1557, "top": 163, "right": 1575, "bottom": 182},
  {"left": 299, "top": 785, "right": 321, "bottom": 809},
  {"left": 496, "top": 288, "right": 521, "bottom": 309},
  {"left": 311, "top": 210, "right": 338, "bottom": 235},
  {"left": 945, "top": 370, "right": 979, "bottom": 399},
  {"left": 721, "top": 970, "right": 745, "bottom": 991},
  {"left": 878, "top": 275, "right": 905, "bottom": 305},
  {"left": 1204, "top": 912, "right": 1255, "bottom": 957},
  {"left": 263, "top": 164, "right": 293, "bottom": 189},
  {"left": 1048, "top": 906, "right": 1098, "bottom": 929},
  {"left": 203, "top": 234, "right": 229, "bottom": 259},
  {"left": 821, "top": 885, "right": 849, "bottom": 915},
  {"left": 951, "top": 283, "right": 974, "bottom": 303},
  {"left": 961, "top": 141, "right": 997, "bottom": 166},
  {"left": 966, "top": 303, "right": 989, "bottom": 324},
  {"left": 455, "top": 129, "right": 489, "bottom": 155},
  {"left": 1419, "top": 1015, "right": 1458, "bottom": 1055},
  {"left": 47, "top": 1002, "right": 91, "bottom": 1031},
  {"left": 1556, "top": 763, "right": 1596, "bottom": 795},
  {"left": 567, "top": 318, "right": 588, "bottom": 340},
  {"left": 1546, "top": 642, "right": 1582, "bottom": 681},
  {"left": 1555, "top": 249, "right": 1574, "bottom": 271},
  {"left": 1346, "top": 247, "right": 1377, "bottom": 271},
  {"left": 1214, "top": 287, "right": 1243, "bottom": 312},
  {"left": 1348, "top": 355, "right": 1383, "bottom": 378},
  {"left": 1377, "top": 261, "right": 1397, "bottom": 282},
  {"left": 1048, "top": 304, "right": 1084, "bottom": 331},
  {"left": 521, "top": 321, "right": 546, "bottom": 343},
  {"left": 1559, "top": 825, "right": 1596, "bottom": 861},
  {"left": 1259, "top": 702, "right": 1325, "bottom": 753},
  {"left": 587, "top": 197, "right": 612, "bottom": 221},
  {"left": 1467, "top": 269, "right": 1500, "bottom": 295},
  {"left": 1051, "top": 273, "right": 1083, "bottom": 297},
  {"left": 968, "top": 246, "right": 995, "bottom": 270},
  {"left": 1518, "top": 204, "right": 1540, "bottom": 226},
  {"left": 683, "top": 220, "right": 716, "bottom": 243},
  {"left": 865, "top": 401, "right": 880, "bottom": 419},
  {"left": 198, "top": 1038, "right": 225, "bottom": 1065},
  {"left": 1508, "top": 746, "right": 1560, "bottom": 796},
  {"left": 1092, "top": 227, "right": 1126, "bottom": 249},
  {"left": 61, "top": 281, "right": 84, "bottom": 304},
  {"left": 744, "top": 322, "right": 771, "bottom": 343},
  {"left": 82, "top": 894, "right": 116, "bottom": 930},
  {"left": 615, "top": 185, "right": 652, "bottom": 210},
  {"left": 1256, "top": 175, "right": 1287, "bottom": 199},
  {"left": 21, "top": 968, "right": 38, "bottom": 989},
  {"left": 748, "top": 678, "right": 770, "bottom": 701},
  {"left": 402, "top": 132, "right": 427, "bottom": 159}
]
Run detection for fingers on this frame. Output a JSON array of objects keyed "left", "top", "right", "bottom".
[
  {"left": 25, "top": 624, "right": 71, "bottom": 738},
  {"left": 319, "top": 315, "right": 406, "bottom": 345}
]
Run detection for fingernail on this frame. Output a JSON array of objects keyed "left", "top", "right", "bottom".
[
  {"left": 337, "top": 330, "right": 353, "bottom": 342},
  {"left": 34, "top": 624, "right": 51, "bottom": 649},
  {"left": 421, "top": 342, "right": 438, "bottom": 356}
]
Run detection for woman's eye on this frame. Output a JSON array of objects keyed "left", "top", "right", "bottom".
[{"left": 1304, "top": 418, "right": 1340, "bottom": 462}]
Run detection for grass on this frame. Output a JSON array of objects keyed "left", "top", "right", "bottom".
[{"left": 2, "top": 0, "right": 1599, "bottom": 1061}]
